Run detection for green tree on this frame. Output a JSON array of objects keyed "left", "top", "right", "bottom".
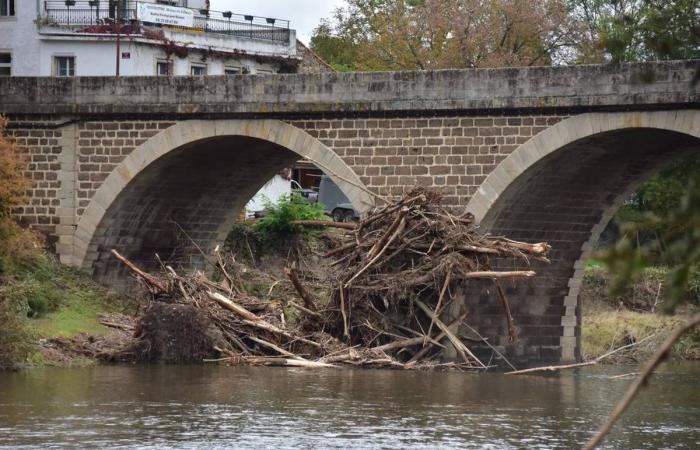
[
  {"left": 570, "top": 0, "right": 700, "bottom": 63},
  {"left": 309, "top": 20, "right": 358, "bottom": 72}
]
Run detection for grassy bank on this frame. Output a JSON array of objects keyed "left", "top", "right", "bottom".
[
  {"left": 580, "top": 265, "right": 700, "bottom": 363},
  {"left": 0, "top": 255, "right": 134, "bottom": 369}
]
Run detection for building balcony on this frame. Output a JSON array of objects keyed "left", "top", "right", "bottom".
[{"left": 42, "top": 1, "right": 292, "bottom": 44}]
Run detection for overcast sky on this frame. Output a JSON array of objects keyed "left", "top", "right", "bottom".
[{"left": 209, "top": 0, "right": 347, "bottom": 44}]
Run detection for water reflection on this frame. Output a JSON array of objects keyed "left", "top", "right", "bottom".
[{"left": 0, "top": 364, "right": 698, "bottom": 449}]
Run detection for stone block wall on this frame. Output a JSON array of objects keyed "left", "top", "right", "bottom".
[
  {"left": 8, "top": 126, "right": 63, "bottom": 237},
  {"left": 9, "top": 113, "right": 566, "bottom": 238},
  {"left": 292, "top": 115, "right": 564, "bottom": 209},
  {"left": 74, "top": 121, "right": 175, "bottom": 215}
]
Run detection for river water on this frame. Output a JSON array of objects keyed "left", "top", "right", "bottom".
[{"left": 0, "top": 363, "right": 698, "bottom": 449}]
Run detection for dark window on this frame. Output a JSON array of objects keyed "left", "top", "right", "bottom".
[
  {"left": 0, "top": 53, "right": 10, "bottom": 76},
  {"left": 224, "top": 67, "right": 241, "bottom": 75},
  {"left": 191, "top": 64, "right": 206, "bottom": 76},
  {"left": 109, "top": 0, "right": 127, "bottom": 19},
  {"left": 0, "top": 0, "right": 15, "bottom": 17},
  {"left": 55, "top": 56, "right": 75, "bottom": 77},
  {"left": 156, "top": 60, "right": 171, "bottom": 76}
]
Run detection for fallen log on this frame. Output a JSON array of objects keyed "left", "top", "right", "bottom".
[
  {"left": 242, "top": 356, "right": 338, "bottom": 368},
  {"left": 414, "top": 299, "right": 486, "bottom": 368},
  {"left": 248, "top": 336, "right": 299, "bottom": 358},
  {"left": 290, "top": 220, "right": 357, "bottom": 230},
  {"left": 406, "top": 314, "right": 468, "bottom": 365},
  {"left": 284, "top": 261, "right": 318, "bottom": 312},
  {"left": 494, "top": 280, "right": 518, "bottom": 342},
  {"left": 111, "top": 249, "right": 168, "bottom": 292},
  {"left": 288, "top": 301, "right": 321, "bottom": 318},
  {"left": 207, "top": 291, "right": 261, "bottom": 322},
  {"left": 463, "top": 270, "right": 536, "bottom": 279},
  {"left": 506, "top": 333, "right": 658, "bottom": 375}
]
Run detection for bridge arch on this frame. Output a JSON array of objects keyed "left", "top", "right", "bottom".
[
  {"left": 464, "top": 110, "right": 700, "bottom": 364},
  {"left": 71, "top": 119, "right": 374, "bottom": 286}
]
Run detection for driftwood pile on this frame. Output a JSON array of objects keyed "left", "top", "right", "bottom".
[{"left": 112, "top": 188, "right": 551, "bottom": 370}]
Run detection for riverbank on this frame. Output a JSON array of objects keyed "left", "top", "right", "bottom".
[
  {"left": 0, "top": 255, "right": 136, "bottom": 369},
  {"left": 581, "top": 265, "right": 699, "bottom": 363}
]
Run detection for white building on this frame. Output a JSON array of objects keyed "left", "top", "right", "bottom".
[{"left": 0, "top": 0, "right": 299, "bottom": 77}]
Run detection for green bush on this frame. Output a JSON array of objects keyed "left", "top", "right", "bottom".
[
  {"left": 0, "top": 286, "right": 34, "bottom": 370},
  {"left": 254, "top": 193, "right": 327, "bottom": 238}
]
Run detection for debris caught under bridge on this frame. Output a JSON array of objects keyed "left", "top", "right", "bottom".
[{"left": 110, "top": 188, "right": 551, "bottom": 370}]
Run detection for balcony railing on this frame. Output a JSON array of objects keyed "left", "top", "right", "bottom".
[{"left": 42, "top": 1, "right": 291, "bottom": 44}]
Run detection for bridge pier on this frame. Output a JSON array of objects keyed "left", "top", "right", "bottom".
[{"left": 55, "top": 123, "right": 79, "bottom": 267}]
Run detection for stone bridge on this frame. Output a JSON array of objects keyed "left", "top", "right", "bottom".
[{"left": 1, "top": 60, "right": 698, "bottom": 365}]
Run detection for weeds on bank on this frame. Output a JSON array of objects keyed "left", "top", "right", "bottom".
[{"left": 581, "top": 265, "right": 700, "bottom": 362}]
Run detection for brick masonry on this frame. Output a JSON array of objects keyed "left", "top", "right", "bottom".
[
  {"left": 9, "top": 114, "right": 565, "bottom": 233},
  {"left": 292, "top": 115, "right": 564, "bottom": 207}
]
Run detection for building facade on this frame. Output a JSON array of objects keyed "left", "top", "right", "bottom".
[{"left": 0, "top": 0, "right": 299, "bottom": 77}]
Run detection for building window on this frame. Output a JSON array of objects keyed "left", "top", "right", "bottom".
[
  {"left": 224, "top": 66, "right": 242, "bottom": 75},
  {"left": 156, "top": 60, "right": 172, "bottom": 76},
  {"left": 190, "top": 63, "right": 206, "bottom": 76},
  {"left": 257, "top": 69, "right": 274, "bottom": 74},
  {"left": 0, "top": 53, "right": 10, "bottom": 76},
  {"left": 54, "top": 56, "right": 75, "bottom": 77},
  {"left": 0, "top": 0, "right": 15, "bottom": 17}
]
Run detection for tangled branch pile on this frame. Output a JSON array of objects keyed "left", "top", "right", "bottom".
[{"left": 112, "top": 188, "right": 551, "bottom": 370}]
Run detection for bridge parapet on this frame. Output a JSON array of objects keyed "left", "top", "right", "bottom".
[{"left": 1, "top": 61, "right": 697, "bottom": 117}]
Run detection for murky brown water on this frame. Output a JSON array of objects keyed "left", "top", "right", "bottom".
[{"left": 0, "top": 363, "right": 698, "bottom": 449}]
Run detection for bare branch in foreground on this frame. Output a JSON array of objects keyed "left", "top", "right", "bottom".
[{"left": 583, "top": 314, "right": 700, "bottom": 450}]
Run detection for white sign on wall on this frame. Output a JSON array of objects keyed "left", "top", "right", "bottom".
[{"left": 136, "top": 3, "right": 194, "bottom": 27}]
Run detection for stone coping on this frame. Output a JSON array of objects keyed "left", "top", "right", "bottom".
[{"left": 1, "top": 60, "right": 697, "bottom": 116}]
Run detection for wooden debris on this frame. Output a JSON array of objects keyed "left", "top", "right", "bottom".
[
  {"left": 110, "top": 187, "right": 551, "bottom": 371},
  {"left": 284, "top": 261, "right": 318, "bottom": 312}
]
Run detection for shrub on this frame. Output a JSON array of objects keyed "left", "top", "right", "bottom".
[
  {"left": 0, "top": 285, "right": 34, "bottom": 370},
  {"left": 582, "top": 264, "right": 699, "bottom": 312},
  {"left": 253, "top": 193, "right": 327, "bottom": 238}
]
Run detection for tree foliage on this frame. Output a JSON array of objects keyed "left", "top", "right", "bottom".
[
  {"left": 311, "top": 0, "right": 699, "bottom": 70},
  {"left": 602, "top": 173, "right": 700, "bottom": 312},
  {"left": 570, "top": 0, "right": 700, "bottom": 63},
  {"left": 0, "top": 116, "right": 30, "bottom": 219},
  {"left": 311, "top": 0, "right": 584, "bottom": 71}
]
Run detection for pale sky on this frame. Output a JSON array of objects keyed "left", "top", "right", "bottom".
[{"left": 209, "top": 0, "right": 347, "bottom": 44}]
